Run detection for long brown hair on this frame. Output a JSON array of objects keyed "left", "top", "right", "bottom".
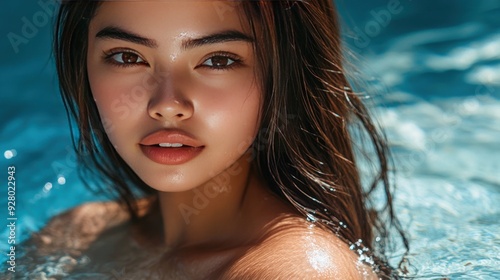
[
  {"left": 241, "top": 0, "right": 409, "bottom": 276},
  {"left": 55, "top": 0, "right": 408, "bottom": 278},
  {"left": 54, "top": 1, "right": 154, "bottom": 217}
]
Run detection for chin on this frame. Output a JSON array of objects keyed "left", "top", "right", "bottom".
[{"left": 139, "top": 171, "right": 206, "bottom": 194}]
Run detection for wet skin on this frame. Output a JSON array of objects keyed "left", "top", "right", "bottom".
[{"left": 28, "top": 1, "right": 378, "bottom": 279}]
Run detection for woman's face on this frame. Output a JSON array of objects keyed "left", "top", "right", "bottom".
[{"left": 87, "top": 1, "right": 261, "bottom": 192}]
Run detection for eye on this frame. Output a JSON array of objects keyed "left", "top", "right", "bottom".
[
  {"left": 103, "top": 49, "right": 148, "bottom": 67},
  {"left": 112, "top": 52, "right": 144, "bottom": 64},
  {"left": 198, "top": 52, "right": 242, "bottom": 70},
  {"left": 203, "top": 56, "right": 234, "bottom": 68}
]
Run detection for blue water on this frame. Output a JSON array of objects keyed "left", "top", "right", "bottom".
[{"left": 1, "top": 0, "right": 499, "bottom": 278}]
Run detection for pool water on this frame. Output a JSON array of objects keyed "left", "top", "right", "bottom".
[{"left": 1, "top": 0, "right": 499, "bottom": 278}]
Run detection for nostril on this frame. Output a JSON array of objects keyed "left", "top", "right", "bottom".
[{"left": 148, "top": 100, "right": 193, "bottom": 121}]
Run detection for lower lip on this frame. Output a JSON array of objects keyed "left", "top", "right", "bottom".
[{"left": 140, "top": 145, "right": 204, "bottom": 165}]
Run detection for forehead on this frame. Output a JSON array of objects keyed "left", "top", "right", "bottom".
[{"left": 90, "top": 1, "right": 247, "bottom": 39}]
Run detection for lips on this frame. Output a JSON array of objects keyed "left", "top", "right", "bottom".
[{"left": 139, "top": 129, "right": 204, "bottom": 165}]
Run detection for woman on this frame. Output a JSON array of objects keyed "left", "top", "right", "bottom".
[{"left": 21, "top": 0, "right": 407, "bottom": 279}]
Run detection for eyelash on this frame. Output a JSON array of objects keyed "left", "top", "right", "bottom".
[
  {"left": 102, "top": 49, "right": 243, "bottom": 70},
  {"left": 103, "top": 48, "right": 148, "bottom": 68},
  {"left": 196, "top": 51, "right": 243, "bottom": 71}
]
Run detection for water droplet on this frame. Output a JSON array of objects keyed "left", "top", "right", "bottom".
[
  {"left": 43, "top": 182, "right": 53, "bottom": 193},
  {"left": 57, "top": 176, "right": 66, "bottom": 185},
  {"left": 4, "top": 149, "right": 17, "bottom": 159},
  {"left": 306, "top": 213, "right": 317, "bottom": 222}
]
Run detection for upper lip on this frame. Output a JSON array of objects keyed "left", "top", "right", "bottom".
[{"left": 139, "top": 129, "right": 203, "bottom": 147}]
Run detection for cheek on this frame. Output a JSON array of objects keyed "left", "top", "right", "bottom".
[
  {"left": 197, "top": 69, "right": 261, "bottom": 123},
  {"left": 209, "top": 84, "right": 262, "bottom": 154},
  {"left": 87, "top": 66, "right": 148, "bottom": 137},
  {"left": 200, "top": 76, "right": 261, "bottom": 124}
]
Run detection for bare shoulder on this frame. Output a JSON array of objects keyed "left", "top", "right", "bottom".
[
  {"left": 29, "top": 200, "right": 130, "bottom": 256},
  {"left": 222, "top": 217, "right": 377, "bottom": 280}
]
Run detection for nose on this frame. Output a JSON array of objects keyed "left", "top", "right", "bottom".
[{"left": 147, "top": 72, "right": 194, "bottom": 122}]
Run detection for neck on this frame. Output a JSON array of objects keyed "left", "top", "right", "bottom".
[{"left": 158, "top": 155, "right": 254, "bottom": 248}]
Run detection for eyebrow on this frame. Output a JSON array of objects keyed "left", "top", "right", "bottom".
[
  {"left": 181, "top": 30, "right": 254, "bottom": 50},
  {"left": 96, "top": 26, "right": 158, "bottom": 48},
  {"left": 95, "top": 26, "right": 254, "bottom": 50}
]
